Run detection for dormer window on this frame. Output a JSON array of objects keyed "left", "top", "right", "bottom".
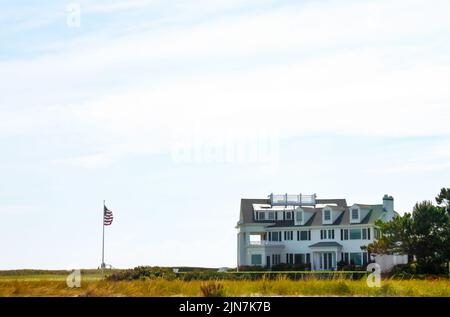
[
  {"left": 322, "top": 208, "right": 332, "bottom": 224},
  {"left": 351, "top": 209, "right": 359, "bottom": 220},
  {"left": 295, "top": 210, "right": 303, "bottom": 225},
  {"left": 268, "top": 212, "right": 275, "bottom": 220},
  {"left": 259, "top": 212, "right": 265, "bottom": 220},
  {"left": 349, "top": 205, "right": 363, "bottom": 224}
]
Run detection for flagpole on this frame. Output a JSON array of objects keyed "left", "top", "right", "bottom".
[{"left": 102, "top": 200, "right": 105, "bottom": 270}]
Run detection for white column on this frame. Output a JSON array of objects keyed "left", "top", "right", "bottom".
[
  {"left": 237, "top": 232, "right": 246, "bottom": 268},
  {"left": 237, "top": 232, "right": 240, "bottom": 268}
]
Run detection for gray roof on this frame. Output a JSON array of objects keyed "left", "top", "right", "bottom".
[
  {"left": 316, "top": 199, "right": 348, "bottom": 207},
  {"left": 238, "top": 197, "right": 390, "bottom": 227},
  {"left": 239, "top": 198, "right": 270, "bottom": 223},
  {"left": 354, "top": 204, "right": 375, "bottom": 209},
  {"left": 309, "top": 242, "right": 343, "bottom": 248}
]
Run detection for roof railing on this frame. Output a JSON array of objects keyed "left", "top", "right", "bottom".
[{"left": 269, "top": 193, "right": 316, "bottom": 206}]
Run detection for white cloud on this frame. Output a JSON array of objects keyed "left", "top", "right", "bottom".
[{"left": 2, "top": 0, "right": 450, "bottom": 168}]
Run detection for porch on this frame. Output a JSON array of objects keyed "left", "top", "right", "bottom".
[{"left": 309, "top": 242, "right": 343, "bottom": 270}]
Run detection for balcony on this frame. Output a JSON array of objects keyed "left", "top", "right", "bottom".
[
  {"left": 247, "top": 241, "right": 285, "bottom": 248},
  {"left": 269, "top": 193, "right": 316, "bottom": 206}
]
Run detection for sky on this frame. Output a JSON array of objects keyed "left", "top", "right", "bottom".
[{"left": 1, "top": 0, "right": 450, "bottom": 269}]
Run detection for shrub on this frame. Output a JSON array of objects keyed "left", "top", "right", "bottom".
[
  {"left": 107, "top": 266, "right": 176, "bottom": 281},
  {"left": 338, "top": 264, "right": 365, "bottom": 272},
  {"left": 237, "top": 266, "right": 266, "bottom": 271},
  {"left": 390, "top": 264, "right": 415, "bottom": 276},
  {"left": 337, "top": 261, "right": 347, "bottom": 270},
  {"left": 200, "top": 282, "right": 226, "bottom": 297},
  {"left": 271, "top": 263, "right": 311, "bottom": 271}
]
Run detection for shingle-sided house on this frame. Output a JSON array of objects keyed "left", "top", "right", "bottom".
[{"left": 236, "top": 193, "right": 407, "bottom": 271}]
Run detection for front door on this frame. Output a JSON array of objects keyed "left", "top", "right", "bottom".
[{"left": 321, "top": 252, "right": 333, "bottom": 270}]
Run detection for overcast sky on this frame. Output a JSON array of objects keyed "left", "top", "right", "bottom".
[{"left": 1, "top": 0, "right": 450, "bottom": 269}]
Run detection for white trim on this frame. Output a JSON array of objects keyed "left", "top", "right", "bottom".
[
  {"left": 350, "top": 205, "right": 361, "bottom": 223},
  {"left": 322, "top": 208, "right": 333, "bottom": 224}
]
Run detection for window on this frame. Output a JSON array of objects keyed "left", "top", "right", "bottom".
[
  {"left": 272, "top": 254, "right": 281, "bottom": 266},
  {"left": 269, "top": 232, "right": 281, "bottom": 241},
  {"left": 321, "top": 229, "right": 335, "bottom": 240},
  {"left": 342, "top": 252, "right": 349, "bottom": 263},
  {"left": 259, "top": 212, "right": 266, "bottom": 220},
  {"left": 284, "top": 231, "right": 293, "bottom": 241},
  {"left": 362, "top": 228, "right": 367, "bottom": 239},
  {"left": 286, "top": 253, "right": 294, "bottom": 264},
  {"left": 349, "top": 252, "right": 362, "bottom": 265},
  {"left": 324, "top": 209, "right": 331, "bottom": 221},
  {"left": 341, "top": 229, "right": 349, "bottom": 240},
  {"left": 351, "top": 209, "right": 359, "bottom": 220},
  {"left": 362, "top": 252, "right": 369, "bottom": 265},
  {"left": 294, "top": 253, "right": 309, "bottom": 264},
  {"left": 298, "top": 230, "right": 310, "bottom": 241},
  {"left": 268, "top": 212, "right": 275, "bottom": 220},
  {"left": 286, "top": 212, "right": 292, "bottom": 220},
  {"left": 295, "top": 211, "right": 303, "bottom": 223},
  {"left": 251, "top": 254, "right": 262, "bottom": 265},
  {"left": 350, "top": 229, "right": 362, "bottom": 240},
  {"left": 328, "top": 229, "right": 335, "bottom": 239}
]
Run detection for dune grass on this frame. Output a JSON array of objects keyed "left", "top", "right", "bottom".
[
  {"left": 0, "top": 270, "right": 106, "bottom": 282},
  {"left": 0, "top": 275, "right": 449, "bottom": 297}
]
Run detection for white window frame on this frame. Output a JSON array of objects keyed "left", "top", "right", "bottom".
[
  {"left": 298, "top": 230, "right": 310, "bottom": 241},
  {"left": 251, "top": 254, "right": 262, "bottom": 265},
  {"left": 322, "top": 208, "right": 332, "bottom": 224},
  {"left": 350, "top": 207, "right": 360, "bottom": 223},
  {"left": 284, "top": 231, "right": 293, "bottom": 241},
  {"left": 349, "top": 228, "right": 362, "bottom": 240},
  {"left": 328, "top": 229, "right": 334, "bottom": 240},
  {"left": 295, "top": 209, "right": 304, "bottom": 225}
]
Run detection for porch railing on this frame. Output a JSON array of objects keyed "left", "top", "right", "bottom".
[
  {"left": 248, "top": 241, "right": 284, "bottom": 247},
  {"left": 269, "top": 193, "right": 316, "bottom": 206}
]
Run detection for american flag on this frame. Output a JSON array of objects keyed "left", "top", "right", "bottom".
[{"left": 104, "top": 205, "right": 113, "bottom": 226}]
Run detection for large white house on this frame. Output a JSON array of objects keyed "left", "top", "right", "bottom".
[{"left": 236, "top": 193, "right": 407, "bottom": 271}]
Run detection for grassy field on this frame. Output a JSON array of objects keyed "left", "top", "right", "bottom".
[{"left": 0, "top": 270, "right": 449, "bottom": 296}]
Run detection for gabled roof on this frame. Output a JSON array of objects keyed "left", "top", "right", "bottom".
[
  {"left": 353, "top": 204, "right": 375, "bottom": 209},
  {"left": 316, "top": 199, "right": 347, "bottom": 207},
  {"left": 238, "top": 197, "right": 391, "bottom": 227},
  {"left": 359, "top": 204, "right": 385, "bottom": 224},
  {"left": 239, "top": 198, "right": 270, "bottom": 223}
]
